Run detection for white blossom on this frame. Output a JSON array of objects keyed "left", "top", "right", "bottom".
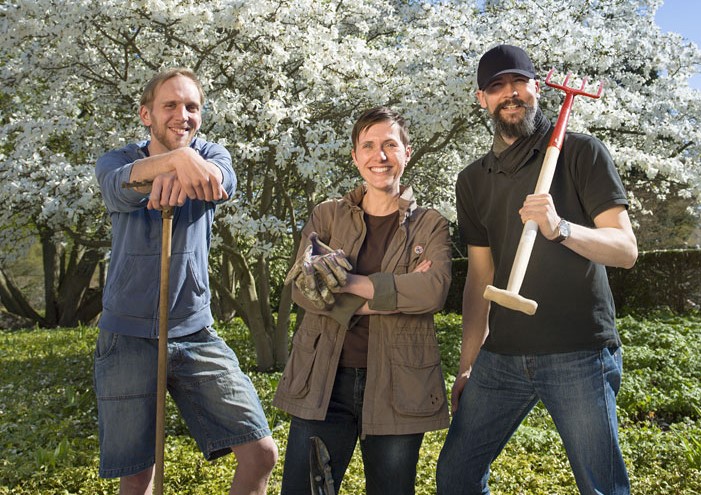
[{"left": 0, "top": 0, "right": 699, "bottom": 268}]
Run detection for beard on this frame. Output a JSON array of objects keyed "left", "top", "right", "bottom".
[
  {"left": 491, "top": 99, "right": 537, "bottom": 140},
  {"left": 150, "top": 124, "right": 196, "bottom": 152}
]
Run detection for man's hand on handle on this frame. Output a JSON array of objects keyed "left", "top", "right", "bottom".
[
  {"left": 170, "top": 147, "right": 228, "bottom": 202},
  {"left": 518, "top": 193, "right": 561, "bottom": 240},
  {"left": 147, "top": 173, "right": 185, "bottom": 210},
  {"left": 128, "top": 147, "right": 228, "bottom": 208}
]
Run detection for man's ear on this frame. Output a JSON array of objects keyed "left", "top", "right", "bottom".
[
  {"left": 476, "top": 90, "right": 488, "bottom": 109},
  {"left": 139, "top": 105, "right": 151, "bottom": 127}
]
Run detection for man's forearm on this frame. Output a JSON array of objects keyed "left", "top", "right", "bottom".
[
  {"left": 562, "top": 223, "right": 638, "bottom": 268},
  {"left": 458, "top": 286, "right": 490, "bottom": 377},
  {"left": 129, "top": 150, "right": 178, "bottom": 184},
  {"left": 458, "top": 245, "right": 494, "bottom": 376},
  {"left": 129, "top": 147, "right": 226, "bottom": 202}
]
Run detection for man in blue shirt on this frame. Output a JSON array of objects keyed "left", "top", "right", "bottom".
[{"left": 94, "top": 68, "right": 277, "bottom": 494}]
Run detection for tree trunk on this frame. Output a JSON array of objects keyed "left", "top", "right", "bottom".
[
  {"left": 254, "top": 255, "right": 290, "bottom": 369},
  {"left": 57, "top": 244, "right": 103, "bottom": 326},
  {"left": 40, "top": 229, "right": 60, "bottom": 326},
  {"left": 1, "top": 229, "right": 105, "bottom": 328},
  {"left": 211, "top": 229, "right": 238, "bottom": 322},
  {"left": 221, "top": 255, "right": 237, "bottom": 320},
  {"left": 226, "top": 250, "right": 275, "bottom": 370},
  {"left": 211, "top": 243, "right": 295, "bottom": 371},
  {"left": 0, "top": 269, "right": 45, "bottom": 324}
]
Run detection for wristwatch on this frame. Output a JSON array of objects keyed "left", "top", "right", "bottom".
[{"left": 552, "top": 218, "right": 570, "bottom": 243}]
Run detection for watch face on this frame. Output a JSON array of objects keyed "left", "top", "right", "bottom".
[
  {"left": 560, "top": 220, "right": 570, "bottom": 237},
  {"left": 553, "top": 219, "right": 570, "bottom": 242}
]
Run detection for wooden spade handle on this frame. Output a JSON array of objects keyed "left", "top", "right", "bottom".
[{"left": 154, "top": 207, "right": 173, "bottom": 495}]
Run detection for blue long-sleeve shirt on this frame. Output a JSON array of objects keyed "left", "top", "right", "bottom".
[{"left": 95, "top": 138, "right": 236, "bottom": 338}]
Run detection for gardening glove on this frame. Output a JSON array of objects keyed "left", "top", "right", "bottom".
[
  {"left": 284, "top": 244, "right": 312, "bottom": 287},
  {"left": 309, "top": 232, "right": 353, "bottom": 290},
  {"left": 284, "top": 244, "right": 336, "bottom": 309},
  {"left": 296, "top": 262, "right": 335, "bottom": 309}
]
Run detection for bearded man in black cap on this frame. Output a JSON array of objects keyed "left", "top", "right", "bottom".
[{"left": 436, "top": 44, "right": 637, "bottom": 494}]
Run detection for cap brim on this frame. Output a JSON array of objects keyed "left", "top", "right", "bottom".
[{"left": 480, "top": 69, "right": 536, "bottom": 90}]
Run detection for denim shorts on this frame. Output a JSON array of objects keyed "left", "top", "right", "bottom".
[{"left": 94, "top": 326, "right": 271, "bottom": 479}]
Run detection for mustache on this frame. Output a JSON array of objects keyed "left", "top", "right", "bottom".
[{"left": 495, "top": 98, "right": 527, "bottom": 112}]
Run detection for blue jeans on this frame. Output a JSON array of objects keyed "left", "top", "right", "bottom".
[
  {"left": 436, "top": 348, "right": 629, "bottom": 495},
  {"left": 281, "top": 367, "right": 424, "bottom": 495}
]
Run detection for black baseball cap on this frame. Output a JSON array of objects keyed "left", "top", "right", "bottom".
[{"left": 477, "top": 44, "right": 536, "bottom": 90}]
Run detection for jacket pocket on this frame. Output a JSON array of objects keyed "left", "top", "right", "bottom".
[
  {"left": 103, "top": 253, "right": 160, "bottom": 318},
  {"left": 278, "top": 329, "right": 322, "bottom": 398},
  {"left": 168, "top": 252, "right": 208, "bottom": 319},
  {"left": 389, "top": 340, "right": 445, "bottom": 416}
]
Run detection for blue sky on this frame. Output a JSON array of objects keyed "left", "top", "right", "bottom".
[{"left": 655, "top": 0, "right": 701, "bottom": 89}]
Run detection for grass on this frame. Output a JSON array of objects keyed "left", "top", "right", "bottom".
[{"left": 1, "top": 311, "right": 700, "bottom": 494}]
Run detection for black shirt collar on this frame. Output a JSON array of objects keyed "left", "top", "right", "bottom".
[{"left": 487, "top": 108, "right": 551, "bottom": 174}]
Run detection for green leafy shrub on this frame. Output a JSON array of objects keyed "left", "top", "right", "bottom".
[
  {"left": 1, "top": 313, "right": 700, "bottom": 494},
  {"left": 617, "top": 311, "right": 701, "bottom": 423}
]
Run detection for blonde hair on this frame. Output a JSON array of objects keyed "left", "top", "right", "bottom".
[{"left": 139, "top": 68, "right": 205, "bottom": 108}]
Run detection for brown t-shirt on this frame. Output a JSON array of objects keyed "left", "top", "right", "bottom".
[{"left": 338, "top": 210, "right": 399, "bottom": 368}]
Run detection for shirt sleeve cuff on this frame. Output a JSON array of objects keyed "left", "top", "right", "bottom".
[
  {"left": 122, "top": 165, "right": 149, "bottom": 202},
  {"left": 368, "top": 272, "right": 396, "bottom": 311},
  {"left": 327, "top": 294, "right": 366, "bottom": 330}
]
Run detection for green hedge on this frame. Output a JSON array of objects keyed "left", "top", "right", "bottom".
[{"left": 446, "top": 249, "right": 701, "bottom": 315}]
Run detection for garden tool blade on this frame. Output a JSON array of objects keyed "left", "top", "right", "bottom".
[{"left": 309, "top": 436, "right": 335, "bottom": 495}]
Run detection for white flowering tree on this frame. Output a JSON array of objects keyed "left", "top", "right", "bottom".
[
  {"left": 471, "top": 0, "right": 701, "bottom": 246},
  {"left": 1, "top": 0, "right": 699, "bottom": 369}
]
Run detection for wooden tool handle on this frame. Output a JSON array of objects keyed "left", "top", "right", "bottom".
[
  {"left": 154, "top": 208, "right": 173, "bottom": 495},
  {"left": 483, "top": 285, "right": 537, "bottom": 315},
  {"left": 504, "top": 145, "right": 561, "bottom": 293}
]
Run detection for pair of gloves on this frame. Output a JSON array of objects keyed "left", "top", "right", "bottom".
[{"left": 284, "top": 232, "right": 353, "bottom": 309}]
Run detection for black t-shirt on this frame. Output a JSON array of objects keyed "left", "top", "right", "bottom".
[{"left": 456, "top": 110, "right": 628, "bottom": 354}]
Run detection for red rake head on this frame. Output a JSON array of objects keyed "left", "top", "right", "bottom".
[
  {"left": 544, "top": 68, "right": 603, "bottom": 99},
  {"left": 543, "top": 69, "right": 603, "bottom": 151}
]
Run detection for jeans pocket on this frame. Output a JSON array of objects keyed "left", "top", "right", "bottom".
[{"left": 94, "top": 329, "right": 118, "bottom": 361}]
